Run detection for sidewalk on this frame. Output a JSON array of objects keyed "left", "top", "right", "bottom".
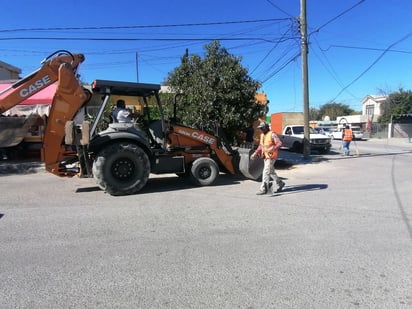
[{"left": 366, "top": 137, "right": 412, "bottom": 148}]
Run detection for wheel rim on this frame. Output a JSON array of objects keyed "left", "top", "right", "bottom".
[
  {"left": 198, "top": 166, "right": 211, "bottom": 179},
  {"left": 111, "top": 158, "right": 135, "bottom": 180}
]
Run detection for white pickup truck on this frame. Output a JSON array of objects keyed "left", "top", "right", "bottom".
[{"left": 279, "top": 125, "right": 331, "bottom": 154}]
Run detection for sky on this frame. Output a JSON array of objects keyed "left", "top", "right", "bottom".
[{"left": 1, "top": 0, "right": 411, "bottom": 115}]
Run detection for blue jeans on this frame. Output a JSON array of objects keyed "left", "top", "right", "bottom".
[{"left": 342, "top": 140, "right": 351, "bottom": 155}]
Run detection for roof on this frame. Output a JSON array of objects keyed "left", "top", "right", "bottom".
[
  {"left": 0, "top": 61, "right": 21, "bottom": 74},
  {"left": 91, "top": 79, "right": 161, "bottom": 97},
  {"left": 361, "top": 95, "right": 388, "bottom": 104}
]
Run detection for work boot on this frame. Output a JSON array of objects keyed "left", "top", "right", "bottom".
[
  {"left": 256, "top": 183, "right": 268, "bottom": 195},
  {"left": 276, "top": 180, "right": 285, "bottom": 193}
]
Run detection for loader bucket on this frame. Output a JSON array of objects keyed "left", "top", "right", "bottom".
[{"left": 235, "top": 148, "right": 263, "bottom": 180}]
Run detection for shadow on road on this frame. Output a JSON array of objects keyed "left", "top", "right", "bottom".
[
  {"left": 140, "top": 173, "right": 245, "bottom": 194},
  {"left": 75, "top": 186, "right": 101, "bottom": 193},
  {"left": 271, "top": 183, "right": 328, "bottom": 196},
  {"left": 75, "top": 173, "right": 247, "bottom": 195}
]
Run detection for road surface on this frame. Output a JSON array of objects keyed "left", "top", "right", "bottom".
[{"left": 0, "top": 138, "right": 411, "bottom": 308}]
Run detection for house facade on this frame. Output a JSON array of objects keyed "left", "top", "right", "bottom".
[
  {"left": 361, "top": 95, "right": 387, "bottom": 122},
  {"left": 0, "top": 60, "right": 21, "bottom": 80}
]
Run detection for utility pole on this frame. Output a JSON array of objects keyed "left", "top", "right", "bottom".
[
  {"left": 136, "top": 52, "right": 139, "bottom": 82},
  {"left": 300, "top": 0, "right": 311, "bottom": 158}
]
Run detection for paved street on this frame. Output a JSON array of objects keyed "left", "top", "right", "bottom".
[{"left": 0, "top": 139, "right": 411, "bottom": 308}]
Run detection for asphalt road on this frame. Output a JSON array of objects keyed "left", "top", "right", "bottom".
[{"left": 0, "top": 139, "right": 411, "bottom": 308}]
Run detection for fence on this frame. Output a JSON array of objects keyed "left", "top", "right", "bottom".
[{"left": 365, "top": 122, "right": 412, "bottom": 140}]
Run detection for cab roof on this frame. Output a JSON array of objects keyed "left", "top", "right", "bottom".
[{"left": 92, "top": 79, "right": 161, "bottom": 97}]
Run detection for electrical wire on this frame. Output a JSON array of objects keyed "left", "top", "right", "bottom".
[
  {"left": 0, "top": 18, "right": 290, "bottom": 33},
  {"left": 320, "top": 44, "right": 412, "bottom": 54},
  {"left": 328, "top": 31, "right": 412, "bottom": 102},
  {"left": 265, "top": 0, "right": 294, "bottom": 17},
  {"left": 310, "top": 36, "right": 359, "bottom": 101},
  {"left": 261, "top": 52, "right": 301, "bottom": 83},
  {"left": 250, "top": 22, "right": 297, "bottom": 75},
  {"left": 0, "top": 37, "right": 291, "bottom": 43},
  {"left": 309, "top": 0, "right": 367, "bottom": 35}
]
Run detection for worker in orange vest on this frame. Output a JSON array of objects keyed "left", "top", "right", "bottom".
[
  {"left": 342, "top": 124, "right": 354, "bottom": 156},
  {"left": 251, "top": 121, "right": 285, "bottom": 195}
]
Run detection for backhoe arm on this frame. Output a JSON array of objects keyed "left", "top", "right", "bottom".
[
  {"left": 42, "top": 63, "right": 90, "bottom": 177},
  {"left": 169, "top": 124, "right": 236, "bottom": 174},
  {"left": 0, "top": 51, "right": 85, "bottom": 114}
]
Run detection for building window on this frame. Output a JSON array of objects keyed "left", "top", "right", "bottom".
[{"left": 365, "top": 104, "right": 374, "bottom": 116}]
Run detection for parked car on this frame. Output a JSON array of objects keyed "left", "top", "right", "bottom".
[
  {"left": 317, "top": 127, "right": 332, "bottom": 135},
  {"left": 351, "top": 127, "right": 364, "bottom": 140},
  {"left": 329, "top": 127, "right": 364, "bottom": 140},
  {"left": 329, "top": 129, "right": 343, "bottom": 140},
  {"left": 280, "top": 125, "right": 331, "bottom": 154}
]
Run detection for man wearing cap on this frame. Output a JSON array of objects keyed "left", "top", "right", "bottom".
[{"left": 251, "top": 121, "right": 285, "bottom": 195}]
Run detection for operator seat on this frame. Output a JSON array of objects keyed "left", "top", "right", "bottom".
[{"left": 148, "top": 120, "right": 164, "bottom": 147}]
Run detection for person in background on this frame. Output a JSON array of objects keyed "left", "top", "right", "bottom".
[
  {"left": 342, "top": 124, "right": 354, "bottom": 156},
  {"left": 251, "top": 121, "right": 285, "bottom": 195},
  {"left": 112, "top": 99, "right": 132, "bottom": 123}
]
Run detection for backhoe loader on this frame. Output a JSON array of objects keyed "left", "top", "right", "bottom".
[{"left": 0, "top": 50, "right": 262, "bottom": 195}]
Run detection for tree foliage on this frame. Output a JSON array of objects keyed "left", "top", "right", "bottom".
[
  {"left": 319, "top": 102, "right": 357, "bottom": 120},
  {"left": 310, "top": 102, "right": 357, "bottom": 121},
  {"left": 379, "top": 88, "right": 412, "bottom": 124},
  {"left": 309, "top": 107, "right": 321, "bottom": 121},
  {"left": 165, "top": 41, "right": 264, "bottom": 140}
]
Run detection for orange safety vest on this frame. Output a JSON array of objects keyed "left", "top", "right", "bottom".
[
  {"left": 259, "top": 131, "right": 280, "bottom": 159},
  {"left": 343, "top": 128, "right": 353, "bottom": 141}
]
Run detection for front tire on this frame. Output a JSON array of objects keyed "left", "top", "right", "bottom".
[
  {"left": 190, "top": 157, "right": 219, "bottom": 186},
  {"left": 93, "top": 142, "right": 150, "bottom": 196},
  {"left": 319, "top": 147, "right": 330, "bottom": 154},
  {"left": 292, "top": 141, "right": 303, "bottom": 153}
]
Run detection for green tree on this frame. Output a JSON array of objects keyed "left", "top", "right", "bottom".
[
  {"left": 165, "top": 41, "right": 264, "bottom": 141},
  {"left": 318, "top": 102, "right": 356, "bottom": 120},
  {"left": 309, "top": 107, "right": 321, "bottom": 121},
  {"left": 379, "top": 88, "right": 412, "bottom": 124}
]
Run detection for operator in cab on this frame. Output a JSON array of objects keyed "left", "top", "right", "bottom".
[{"left": 112, "top": 99, "right": 132, "bottom": 123}]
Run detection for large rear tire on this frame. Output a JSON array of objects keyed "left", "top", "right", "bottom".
[
  {"left": 189, "top": 157, "right": 219, "bottom": 186},
  {"left": 93, "top": 142, "right": 150, "bottom": 196}
]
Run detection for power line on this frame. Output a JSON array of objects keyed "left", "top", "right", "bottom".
[
  {"left": 319, "top": 44, "right": 412, "bottom": 54},
  {"left": 0, "top": 36, "right": 296, "bottom": 44},
  {"left": 310, "top": 37, "right": 359, "bottom": 101},
  {"left": 265, "top": 0, "right": 294, "bottom": 17},
  {"left": 261, "top": 52, "right": 301, "bottom": 83},
  {"left": 250, "top": 23, "right": 297, "bottom": 74},
  {"left": 310, "top": 0, "right": 367, "bottom": 35},
  {"left": 329, "top": 31, "right": 412, "bottom": 102},
  {"left": 0, "top": 18, "right": 291, "bottom": 33}
]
